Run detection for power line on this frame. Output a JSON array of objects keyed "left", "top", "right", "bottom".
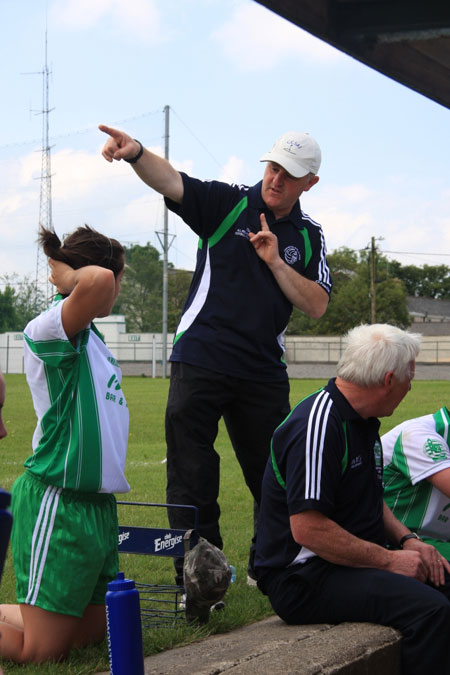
[
  {"left": 383, "top": 250, "right": 450, "bottom": 258},
  {"left": 329, "top": 243, "right": 450, "bottom": 260},
  {"left": 0, "top": 109, "right": 163, "bottom": 151},
  {"left": 170, "top": 107, "right": 224, "bottom": 171}
]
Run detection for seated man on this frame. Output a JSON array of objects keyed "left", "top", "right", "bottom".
[
  {"left": 383, "top": 407, "right": 450, "bottom": 558},
  {"left": 254, "top": 324, "right": 450, "bottom": 675}
]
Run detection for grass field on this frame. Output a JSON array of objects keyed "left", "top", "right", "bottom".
[{"left": 1, "top": 374, "right": 448, "bottom": 674}]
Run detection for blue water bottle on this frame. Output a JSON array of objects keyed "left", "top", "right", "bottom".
[
  {"left": 0, "top": 489, "right": 12, "bottom": 583},
  {"left": 106, "top": 572, "right": 144, "bottom": 675}
]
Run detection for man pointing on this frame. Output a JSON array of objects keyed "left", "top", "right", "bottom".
[{"left": 100, "top": 124, "right": 332, "bottom": 584}]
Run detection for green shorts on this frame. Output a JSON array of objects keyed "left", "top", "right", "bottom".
[{"left": 11, "top": 471, "right": 119, "bottom": 617}]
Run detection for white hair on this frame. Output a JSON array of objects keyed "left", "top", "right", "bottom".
[{"left": 336, "top": 324, "right": 422, "bottom": 388}]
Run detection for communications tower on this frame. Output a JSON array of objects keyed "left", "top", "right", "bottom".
[{"left": 35, "top": 32, "right": 54, "bottom": 304}]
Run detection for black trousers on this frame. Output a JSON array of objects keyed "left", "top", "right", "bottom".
[
  {"left": 165, "top": 362, "right": 290, "bottom": 584},
  {"left": 259, "top": 558, "right": 450, "bottom": 674}
]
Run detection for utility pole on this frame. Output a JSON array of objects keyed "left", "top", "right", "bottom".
[
  {"left": 370, "top": 236, "right": 376, "bottom": 324},
  {"left": 156, "top": 105, "right": 175, "bottom": 378}
]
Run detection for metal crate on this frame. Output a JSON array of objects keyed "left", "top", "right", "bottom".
[
  {"left": 136, "top": 582, "right": 185, "bottom": 628},
  {"left": 117, "top": 501, "right": 198, "bottom": 627}
]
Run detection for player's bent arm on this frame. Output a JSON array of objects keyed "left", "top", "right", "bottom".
[
  {"left": 290, "top": 510, "right": 427, "bottom": 581},
  {"left": 56, "top": 265, "right": 117, "bottom": 339}
]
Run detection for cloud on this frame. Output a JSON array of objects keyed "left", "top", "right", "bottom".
[
  {"left": 2, "top": 140, "right": 449, "bottom": 284},
  {"left": 50, "top": 0, "right": 163, "bottom": 42},
  {"left": 320, "top": 184, "right": 373, "bottom": 205},
  {"left": 0, "top": 139, "right": 200, "bottom": 279},
  {"left": 219, "top": 156, "right": 247, "bottom": 184},
  {"left": 0, "top": 154, "right": 41, "bottom": 254},
  {"left": 52, "top": 148, "right": 115, "bottom": 201},
  {"left": 311, "top": 204, "right": 374, "bottom": 254},
  {"left": 306, "top": 178, "right": 450, "bottom": 268},
  {"left": 50, "top": 0, "right": 112, "bottom": 28},
  {"left": 212, "top": 2, "right": 344, "bottom": 70}
]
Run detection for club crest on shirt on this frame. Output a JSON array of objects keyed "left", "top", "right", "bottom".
[
  {"left": 284, "top": 246, "right": 300, "bottom": 265},
  {"left": 423, "top": 438, "right": 448, "bottom": 461}
]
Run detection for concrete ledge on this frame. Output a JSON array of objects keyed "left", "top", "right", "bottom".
[{"left": 98, "top": 618, "right": 401, "bottom": 674}]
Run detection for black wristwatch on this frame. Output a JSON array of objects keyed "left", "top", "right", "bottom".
[{"left": 399, "top": 532, "right": 421, "bottom": 548}]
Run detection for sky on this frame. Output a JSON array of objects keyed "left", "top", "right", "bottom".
[{"left": 1, "top": 0, "right": 449, "bottom": 291}]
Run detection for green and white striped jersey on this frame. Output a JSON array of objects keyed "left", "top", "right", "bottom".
[
  {"left": 23, "top": 296, "right": 130, "bottom": 494},
  {"left": 383, "top": 407, "right": 450, "bottom": 555}
]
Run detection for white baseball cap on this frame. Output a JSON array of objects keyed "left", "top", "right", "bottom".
[{"left": 260, "top": 131, "right": 321, "bottom": 178}]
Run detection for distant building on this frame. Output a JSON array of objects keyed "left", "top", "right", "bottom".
[{"left": 407, "top": 297, "right": 450, "bottom": 336}]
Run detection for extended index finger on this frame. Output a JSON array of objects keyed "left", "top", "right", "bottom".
[
  {"left": 259, "top": 213, "right": 270, "bottom": 231},
  {"left": 98, "top": 124, "right": 121, "bottom": 138}
]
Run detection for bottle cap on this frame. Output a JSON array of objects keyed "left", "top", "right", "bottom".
[
  {"left": 0, "top": 490, "right": 11, "bottom": 509},
  {"left": 107, "top": 571, "right": 136, "bottom": 591}
]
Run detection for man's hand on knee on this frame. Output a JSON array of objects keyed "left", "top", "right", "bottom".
[
  {"left": 387, "top": 549, "right": 428, "bottom": 583},
  {"left": 402, "top": 538, "right": 450, "bottom": 587}
]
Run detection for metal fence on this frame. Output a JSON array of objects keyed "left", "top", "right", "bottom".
[
  {"left": 284, "top": 336, "right": 450, "bottom": 365},
  {"left": 0, "top": 333, "right": 171, "bottom": 375},
  {"left": 0, "top": 333, "right": 25, "bottom": 374},
  {"left": 2, "top": 333, "right": 450, "bottom": 375}
]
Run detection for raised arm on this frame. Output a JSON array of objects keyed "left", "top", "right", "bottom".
[
  {"left": 99, "top": 124, "right": 184, "bottom": 204},
  {"left": 49, "top": 260, "right": 119, "bottom": 340},
  {"left": 249, "top": 213, "right": 329, "bottom": 318}
]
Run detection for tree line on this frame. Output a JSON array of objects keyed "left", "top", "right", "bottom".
[{"left": 1, "top": 243, "right": 449, "bottom": 336}]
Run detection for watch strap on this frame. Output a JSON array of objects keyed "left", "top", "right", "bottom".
[
  {"left": 124, "top": 139, "right": 144, "bottom": 164},
  {"left": 399, "top": 532, "right": 421, "bottom": 548}
]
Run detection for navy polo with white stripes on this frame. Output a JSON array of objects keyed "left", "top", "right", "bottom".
[
  {"left": 254, "top": 378, "right": 384, "bottom": 574},
  {"left": 165, "top": 173, "right": 332, "bottom": 383}
]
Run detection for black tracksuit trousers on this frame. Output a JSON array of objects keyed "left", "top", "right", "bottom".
[{"left": 165, "top": 362, "right": 290, "bottom": 584}]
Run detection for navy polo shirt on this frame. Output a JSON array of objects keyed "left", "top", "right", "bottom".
[
  {"left": 254, "top": 378, "right": 385, "bottom": 573},
  {"left": 165, "top": 173, "right": 332, "bottom": 382}
]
